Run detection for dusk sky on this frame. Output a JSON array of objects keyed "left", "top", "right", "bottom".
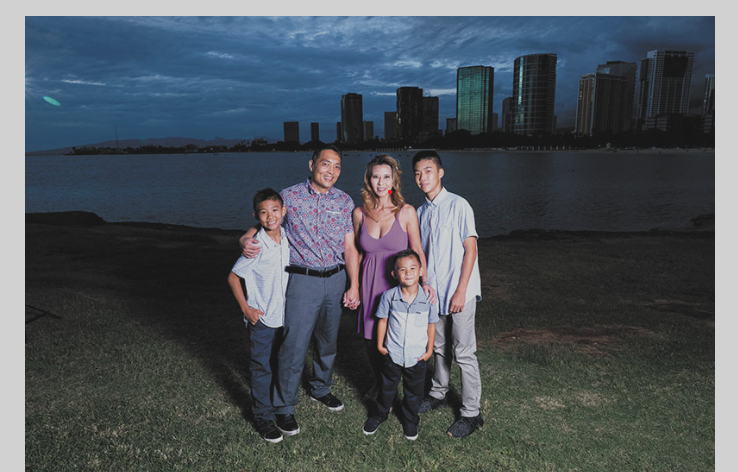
[{"left": 24, "top": 16, "right": 716, "bottom": 152}]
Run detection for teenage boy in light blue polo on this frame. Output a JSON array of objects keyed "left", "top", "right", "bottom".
[
  {"left": 227, "top": 188, "right": 290, "bottom": 444},
  {"left": 412, "top": 150, "right": 484, "bottom": 439},
  {"left": 362, "top": 249, "right": 438, "bottom": 441}
]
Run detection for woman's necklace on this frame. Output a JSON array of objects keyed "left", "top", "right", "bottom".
[{"left": 369, "top": 205, "right": 390, "bottom": 224}]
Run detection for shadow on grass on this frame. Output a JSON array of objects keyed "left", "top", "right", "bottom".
[
  {"left": 26, "top": 217, "right": 379, "bottom": 429},
  {"left": 26, "top": 304, "right": 63, "bottom": 325}
]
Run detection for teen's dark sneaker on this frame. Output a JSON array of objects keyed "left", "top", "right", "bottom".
[
  {"left": 275, "top": 414, "right": 300, "bottom": 436},
  {"left": 446, "top": 414, "right": 484, "bottom": 438},
  {"left": 255, "top": 420, "right": 283, "bottom": 443},
  {"left": 310, "top": 392, "right": 345, "bottom": 412},
  {"left": 418, "top": 395, "right": 448, "bottom": 413},
  {"left": 362, "top": 416, "right": 385, "bottom": 435},
  {"left": 403, "top": 421, "right": 419, "bottom": 441}
]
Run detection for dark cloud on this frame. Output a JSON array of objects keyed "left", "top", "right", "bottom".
[{"left": 26, "top": 16, "right": 715, "bottom": 151}]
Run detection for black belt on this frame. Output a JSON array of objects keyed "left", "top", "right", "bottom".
[{"left": 286, "top": 264, "right": 345, "bottom": 277}]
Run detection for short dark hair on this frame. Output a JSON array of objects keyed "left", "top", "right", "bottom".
[
  {"left": 253, "top": 188, "right": 283, "bottom": 213},
  {"left": 393, "top": 249, "right": 422, "bottom": 268},
  {"left": 311, "top": 145, "right": 342, "bottom": 163},
  {"left": 412, "top": 149, "right": 443, "bottom": 169}
]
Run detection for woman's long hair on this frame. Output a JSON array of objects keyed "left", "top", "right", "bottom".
[{"left": 361, "top": 154, "right": 405, "bottom": 220}]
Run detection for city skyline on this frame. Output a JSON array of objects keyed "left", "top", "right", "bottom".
[{"left": 25, "top": 16, "right": 715, "bottom": 152}]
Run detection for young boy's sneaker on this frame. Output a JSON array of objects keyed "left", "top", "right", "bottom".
[
  {"left": 275, "top": 414, "right": 300, "bottom": 436},
  {"left": 362, "top": 416, "right": 385, "bottom": 435},
  {"left": 418, "top": 395, "right": 448, "bottom": 413},
  {"left": 310, "top": 392, "right": 344, "bottom": 412},
  {"left": 255, "top": 420, "right": 283, "bottom": 443},
  {"left": 403, "top": 422, "right": 419, "bottom": 441},
  {"left": 446, "top": 414, "right": 484, "bottom": 438}
]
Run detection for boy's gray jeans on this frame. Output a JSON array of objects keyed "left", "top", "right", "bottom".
[{"left": 428, "top": 300, "right": 482, "bottom": 417}]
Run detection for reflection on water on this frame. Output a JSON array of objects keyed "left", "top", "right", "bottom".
[{"left": 25, "top": 151, "right": 715, "bottom": 237}]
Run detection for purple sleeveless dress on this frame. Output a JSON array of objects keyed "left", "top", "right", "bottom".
[{"left": 358, "top": 207, "right": 408, "bottom": 340}]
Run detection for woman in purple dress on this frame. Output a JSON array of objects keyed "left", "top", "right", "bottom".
[{"left": 352, "top": 154, "right": 436, "bottom": 397}]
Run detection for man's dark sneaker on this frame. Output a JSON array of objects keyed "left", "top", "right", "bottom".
[
  {"left": 403, "top": 421, "right": 419, "bottom": 441},
  {"left": 362, "top": 416, "right": 385, "bottom": 435},
  {"left": 275, "top": 414, "right": 300, "bottom": 436},
  {"left": 418, "top": 395, "right": 449, "bottom": 413},
  {"left": 310, "top": 392, "right": 345, "bottom": 412},
  {"left": 255, "top": 420, "right": 283, "bottom": 443},
  {"left": 446, "top": 414, "right": 484, "bottom": 438}
]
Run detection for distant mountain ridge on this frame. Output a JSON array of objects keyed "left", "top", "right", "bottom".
[{"left": 26, "top": 136, "right": 279, "bottom": 155}]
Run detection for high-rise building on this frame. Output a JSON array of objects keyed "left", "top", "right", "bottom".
[
  {"left": 597, "top": 60, "right": 637, "bottom": 130},
  {"left": 511, "top": 53, "right": 557, "bottom": 136},
  {"left": 702, "top": 74, "right": 715, "bottom": 134},
  {"left": 341, "top": 93, "right": 364, "bottom": 144},
  {"left": 637, "top": 50, "right": 694, "bottom": 122},
  {"left": 575, "top": 73, "right": 629, "bottom": 136},
  {"left": 336, "top": 122, "right": 342, "bottom": 143},
  {"left": 446, "top": 118, "right": 457, "bottom": 134},
  {"left": 456, "top": 65, "right": 495, "bottom": 135},
  {"left": 396, "top": 87, "right": 424, "bottom": 139},
  {"left": 310, "top": 122, "right": 320, "bottom": 143},
  {"left": 492, "top": 113, "right": 498, "bottom": 132},
  {"left": 422, "top": 96, "right": 439, "bottom": 135},
  {"left": 363, "top": 121, "right": 374, "bottom": 141},
  {"left": 384, "top": 112, "right": 398, "bottom": 141},
  {"left": 283, "top": 121, "right": 299, "bottom": 143},
  {"left": 501, "top": 97, "right": 513, "bottom": 133},
  {"left": 703, "top": 74, "right": 715, "bottom": 115}
]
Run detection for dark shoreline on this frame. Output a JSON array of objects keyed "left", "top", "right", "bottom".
[{"left": 25, "top": 211, "right": 715, "bottom": 241}]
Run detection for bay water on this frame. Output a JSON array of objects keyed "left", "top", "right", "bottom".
[{"left": 25, "top": 150, "right": 715, "bottom": 238}]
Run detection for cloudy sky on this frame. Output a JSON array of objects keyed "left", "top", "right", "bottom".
[{"left": 24, "top": 16, "right": 715, "bottom": 152}]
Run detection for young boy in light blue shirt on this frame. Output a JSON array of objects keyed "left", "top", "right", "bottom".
[
  {"left": 227, "top": 188, "right": 289, "bottom": 443},
  {"left": 362, "top": 249, "right": 438, "bottom": 440}
]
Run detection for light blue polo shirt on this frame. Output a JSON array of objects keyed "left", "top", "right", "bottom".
[
  {"left": 416, "top": 187, "right": 482, "bottom": 315},
  {"left": 376, "top": 286, "right": 439, "bottom": 368},
  {"left": 231, "top": 227, "right": 290, "bottom": 328}
]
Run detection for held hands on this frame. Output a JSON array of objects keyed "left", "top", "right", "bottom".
[
  {"left": 239, "top": 236, "right": 262, "bottom": 258},
  {"left": 243, "top": 306, "right": 263, "bottom": 325},
  {"left": 343, "top": 286, "right": 360, "bottom": 310}
]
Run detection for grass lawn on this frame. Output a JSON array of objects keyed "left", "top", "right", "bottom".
[{"left": 26, "top": 214, "right": 715, "bottom": 471}]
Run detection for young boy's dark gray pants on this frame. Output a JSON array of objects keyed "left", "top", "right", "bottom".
[{"left": 376, "top": 356, "right": 427, "bottom": 427}]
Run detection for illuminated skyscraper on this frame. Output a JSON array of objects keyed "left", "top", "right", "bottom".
[
  {"left": 511, "top": 53, "right": 557, "bottom": 136},
  {"left": 456, "top": 65, "right": 494, "bottom": 135},
  {"left": 341, "top": 93, "right": 364, "bottom": 144},
  {"left": 637, "top": 50, "right": 694, "bottom": 121}
]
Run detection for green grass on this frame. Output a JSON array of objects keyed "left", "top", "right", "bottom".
[{"left": 26, "top": 221, "right": 714, "bottom": 471}]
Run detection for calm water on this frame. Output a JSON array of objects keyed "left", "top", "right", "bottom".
[{"left": 25, "top": 151, "right": 715, "bottom": 238}]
